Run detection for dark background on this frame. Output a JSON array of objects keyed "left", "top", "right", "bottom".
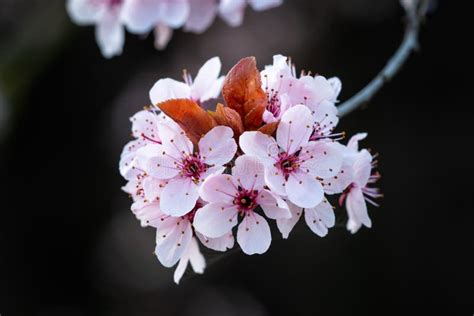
[{"left": 1, "top": 0, "right": 472, "bottom": 315}]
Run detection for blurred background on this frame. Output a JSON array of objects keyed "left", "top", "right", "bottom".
[{"left": 1, "top": 0, "right": 472, "bottom": 315}]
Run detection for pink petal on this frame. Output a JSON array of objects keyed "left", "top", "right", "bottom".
[
  {"left": 159, "top": 0, "right": 190, "bottom": 28},
  {"left": 121, "top": 0, "right": 161, "bottom": 33},
  {"left": 144, "top": 146, "right": 180, "bottom": 180},
  {"left": 157, "top": 123, "right": 193, "bottom": 158},
  {"left": 353, "top": 149, "right": 372, "bottom": 187},
  {"left": 286, "top": 172, "right": 324, "bottom": 208},
  {"left": 191, "top": 57, "right": 222, "bottom": 102},
  {"left": 160, "top": 177, "right": 199, "bottom": 216},
  {"left": 249, "top": 0, "right": 283, "bottom": 11},
  {"left": 188, "top": 237, "right": 206, "bottom": 273},
  {"left": 321, "top": 157, "right": 355, "bottom": 195},
  {"left": 199, "top": 126, "right": 237, "bottom": 166},
  {"left": 149, "top": 78, "right": 191, "bottom": 105},
  {"left": 347, "top": 133, "right": 367, "bottom": 152},
  {"left": 132, "top": 201, "right": 166, "bottom": 227},
  {"left": 237, "top": 212, "right": 271, "bottom": 255},
  {"left": 130, "top": 110, "right": 161, "bottom": 142},
  {"left": 218, "top": 0, "right": 246, "bottom": 27},
  {"left": 142, "top": 177, "right": 165, "bottom": 202},
  {"left": 184, "top": 0, "right": 217, "bottom": 33},
  {"left": 95, "top": 10, "right": 124, "bottom": 58},
  {"left": 119, "top": 139, "right": 146, "bottom": 180},
  {"left": 196, "top": 231, "right": 235, "bottom": 252},
  {"left": 199, "top": 174, "right": 238, "bottom": 204},
  {"left": 239, "top": 131, "right": 278, "bottom": 166},
  {"left": 311, "top": 100, "right": 339, "bottom": 135},
  {"left": 155, "top": 217, "right": 192, "bottom": 267},
  {"left": 276, "top": 104, "right": 313, "bottom": 154},
  {"left": 200, "top": 76, "right": 224, "bottom": 102},
  {"left": 173, "top": 236, "right": 206, "bottom": 284},
  {"left": 66, "top": 0, "right": 102, "bottom": 25},
  {"left": 199, "top": 165, "right": 226, "bottom": 184},
  {"left": 300, "top": 141, "right": 343, "bottom": 179},
  {"left": 276, "top": 201, "right": 303, "bottom": 239},
  {"left": 328, "top": 77, "right": 342, "bottom": 102},
  {"left": 232, "top": 155, "right": 265, "bottom": 191},
  {"left": 346, "top": 187, "right": 372, "bottom": 233},
  {"left": 193, "top": 202, "right": 239, "bottom": 238},
  {"left": 304, "top": 198, "right": 335, "bottom": 237},
  {"left": 301, "top": 75, "right": 336, "bottom": 106},
  {"left": 257, "top": 189, "right": 291, "bottom": 219},
  {"left": 154, "top": 23, "right": 173, "bottom": 50},
  {"left": 263, "top": 166, "right": 287, "bottom": 196}
]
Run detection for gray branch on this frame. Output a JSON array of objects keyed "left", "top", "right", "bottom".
[{"left": 337, "top": 0, "right": 429, "bottom": 117}]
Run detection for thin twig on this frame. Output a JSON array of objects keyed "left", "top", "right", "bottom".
[{"left": 337, "top": 0, "right": 429, "bottom": 117}]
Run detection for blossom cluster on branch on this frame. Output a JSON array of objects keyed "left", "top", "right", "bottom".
[
  {"left": 119, "top": 55, "right": 382, "bottom": 283},
  {"left": 66, "top": 0, "right": 283, "bottom": 58}
]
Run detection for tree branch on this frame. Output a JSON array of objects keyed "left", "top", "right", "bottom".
[{"left": 337, "top": 0, "right": 429, "bottom": 117}]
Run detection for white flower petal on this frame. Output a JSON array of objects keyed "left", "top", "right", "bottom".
[
  {"left": 277, "top": 104, "right": 313, "bottom": 154},
  {"left": 199, "top": 126, "right": 237, "bottom": 166},
  {"left": 199, "top": 174, "right": 238, "bottom": 204},
  {"left": 276, "top": 201, "right": 303, "bottom": 239},
  {"left": 193, "top": 202, "right": 239, "bottom": 238},
  {"left": 95, "top": 10, "right": 124, "bottom": 58},
  {"left": 300, "top": 141, "right": 343, "bottom": 179},
  {"left": 232, "top": 155, "right": 265, "bottom": 191},
  {"left": 160, "top": 178, "right": 199, "bottom": 216},
  {"left": 304, "top": 198, "right": 335, "bottom": 237},
  {"left": 237, "top": 213, "right": 271, "bottom": 255},
  {"left": 286, "top": 172, "right": 324, "bottom": 208},
  {"left": 264, "top": 166, "right": 287, "bottom": 196},
  {"left": 191, "top": 57, "right": 222, "bottom": 102},
  {"left": 346, "top": 187, "right": 372, "bottom": 233},
  {"left": 155, "top": 217, "right": 192, "bottom": 267},
  {"left": 184, "top": 0, "right": 218, "bottom": 33},
  {"left": 196, "top": 231, "right": 235, "bottom": 252},
  {"left": 149, "top": 78, "right": 191, "bottom": 105},
  {"left": 239, "top": 131, "right": 278, "bottom": 166},
  {"left": 258, "top": 189, "right": 291, "bottom": 219},
  {"left": 121, "top": 0, "right": 161, "bottom": 33}
]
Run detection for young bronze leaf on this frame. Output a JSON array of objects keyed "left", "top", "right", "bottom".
[
  {"left": 222, "top": 57, "right": 267, "bottom": 130},
  {"left": 209, "top": 103, "right": 244, "bottom": 137},
  {"left": 158, "top": 98, "right": 216, "bottom": 144}
]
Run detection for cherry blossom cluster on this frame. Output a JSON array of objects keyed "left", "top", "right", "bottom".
[
  {"left": 119, "top": 55, "right": 382, "bottom": 283},
  {"left": 66, "top": 0, "right": 283, "bottom": 58}
]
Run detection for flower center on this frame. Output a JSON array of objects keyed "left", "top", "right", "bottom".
[
  {"left": 234, "top": 187, "right": 258, "bottom": 212},
  {"left": 181, "top": 154, "right": 206, "bottom": 183},
  {"left": 276, "top": 152, "right": 300, "bottom": 179}
]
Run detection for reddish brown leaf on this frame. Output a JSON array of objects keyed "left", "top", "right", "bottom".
[
  {"left": 158, "top": 98, "right": 216, "bottom": 145},
  {"left": 209, "top": 103, "right": 244, "bottom": 137},
  {"left": 258, "top": 121, "right": 279, "bottom": 136},
  {"left": 222, "top": 57, "right": 267, "bottom": 130}
]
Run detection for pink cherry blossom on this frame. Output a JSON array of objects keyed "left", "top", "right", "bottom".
[
  {"left": 66, "top": 0, "right": 126, "bottom": 58},
  {"left": 259, "top": 55, "right": 343, "bottom": 143},
  {"left": 121, "top": 0, "right": 190, "bottom": 34},
  {"left": 119, "top": 109, "right": 178, "bottom": 180},
  {"left": 276, "top": 199, "right": 335, "bottom": 238},
  {"left": 128, "top": 178, "right": 234, "bottom": 283},
  {"left": 193, "top": 155, "right": 291, "bottom": 255},
  {"left": 240, "top": 104, "right": 343, "bottom": 209},
  {"left": 260, "top": 54, "right": 301, "bottom": 123},
  {"left": 152, "top": 200, "right": 233, "bottom": 282},
  {"left": 219, "top": 0, "right": 283, "bottom": 27},
  {"left": 322, "top": 133, "right": 382, "bottom": 233},
  {"left": 149, "top": 57, "right": 224, "bottom": 105},
  {"left": 143, "top": 125, "right": 237, "bottom": 216}
]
